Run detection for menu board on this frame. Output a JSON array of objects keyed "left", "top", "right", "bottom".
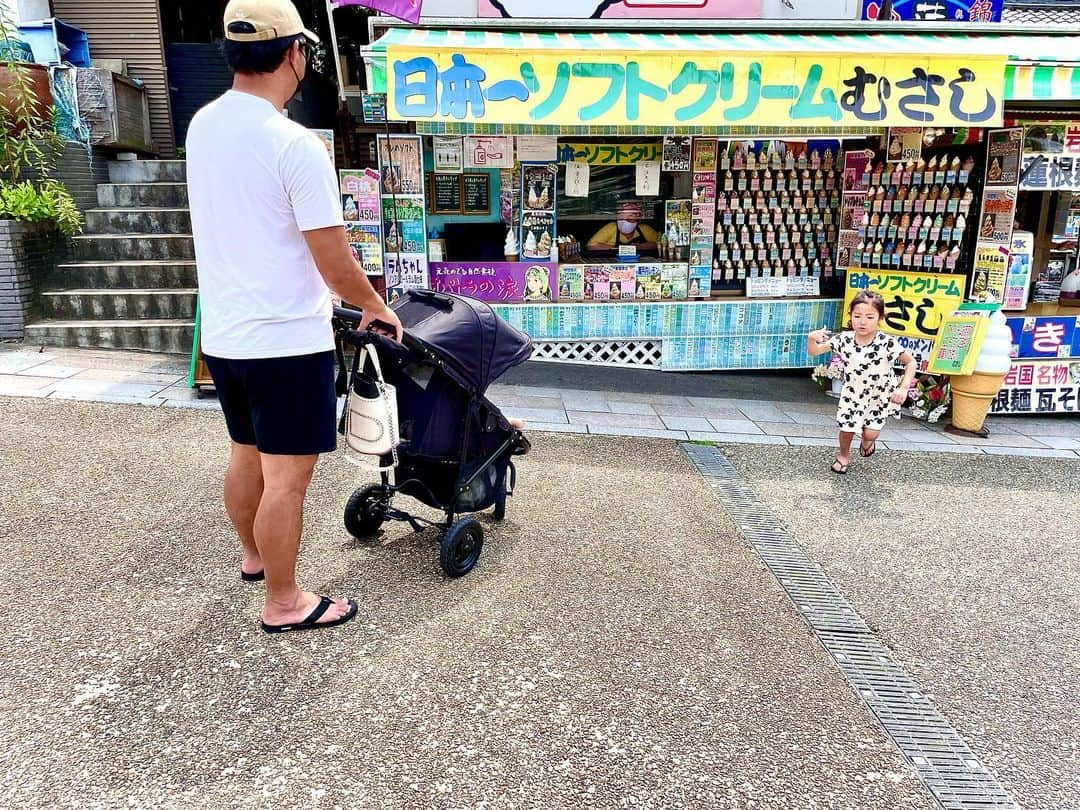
[
  {"left": 463, "top": 173, "right": 491, "bottom": 214},
  {"left": 986, "top": 128, "right": 1023, "bottom": 188},
  {"left": 430, "top": 173, "right": 462, "bottom": 214},
  {"left": 926, "top": 314, "right": 988, "bottom": 375}
]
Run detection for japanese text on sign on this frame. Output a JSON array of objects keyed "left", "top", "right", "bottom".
[
  {"left": 557, "top": 142, "right": 662, "bottom": 165},
  {"left": 388, "top": 48, "right": 1006, "bottom": 128},
  {"left": 844, "top": 269, "right": 967, "bottom": 339},
  {"left": 991, "top": 360, "right": 1080, "bottom": 415},
  {"left": 1020, "top": 155, "right": 1080, "bottom": 192}
]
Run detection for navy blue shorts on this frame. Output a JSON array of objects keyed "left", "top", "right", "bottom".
[{"left": 204, "top": 351, "right": 338, "bottom": 456}]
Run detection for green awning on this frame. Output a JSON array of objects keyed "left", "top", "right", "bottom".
[{"left": 363, "top": 28, "right": 1080, "bottom": 103}]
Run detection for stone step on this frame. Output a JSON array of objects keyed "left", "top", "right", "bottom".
[
  {"left": 98, "top": 182, "right": 189, "bottom": 209},
  {"left": 108, "top": 160, "right": 187, "bottom": 184},
  {"left": 49, "top": 260, "right": 197, "bottom": 290},
  {"left": 84, "top": 208, "right": 191, "bottom": 235},
  {"left": 72, "top": 234, "right": 195, "bottom": 262},
  {"left": 24, "top": 319, "right": 195, "bottom": 354},
  {"left": 40, "top": 289, "right": 197, "bottom": 321}
]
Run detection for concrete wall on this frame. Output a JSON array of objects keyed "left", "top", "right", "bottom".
[{"left": 22, "top": 144, "right": 112, "bottom": 214}]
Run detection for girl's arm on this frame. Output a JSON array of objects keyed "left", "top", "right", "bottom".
[
  {"left": 807, "top": 328, "right": 833, "bottom": 357},
  {"left": 892, "top": 351, "right": 918, "bottom": 403}
]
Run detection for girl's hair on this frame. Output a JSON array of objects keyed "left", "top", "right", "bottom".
[{"left": 849, "top": 289, "right": 885, "bottom": 317}]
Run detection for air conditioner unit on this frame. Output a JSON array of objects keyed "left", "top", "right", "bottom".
[{"left": 74, "top": 67, "right": 153, "bottom": 153}]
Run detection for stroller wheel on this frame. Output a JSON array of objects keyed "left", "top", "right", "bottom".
[
  {"left": 344, "top": 484, "right": 388, "bottom": 540},
  {"left": 440, "top": 519, "right": 484, "bottom": 578}
]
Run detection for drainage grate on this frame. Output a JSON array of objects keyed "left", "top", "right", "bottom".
[{"left": 682, "top": 442, "right": 1018, "bottom": 810}]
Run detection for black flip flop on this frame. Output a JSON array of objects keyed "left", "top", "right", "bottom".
[
  {"left": 261, "top": 596, "right": 358, "bottom": 634},
  {"left": 241, "top": 569, "right": 265, "bottom": 582},
  {"left": 831, "top": 459, "right": 849, "bottom": 475},
  {"left": 859, "top": 441, "right": 876, "bottom": 458}
]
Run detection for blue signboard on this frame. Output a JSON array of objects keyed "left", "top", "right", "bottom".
[
  {"left": 1006, "top": 315, "right": 1080, "bottom": 360},
  {"left": 861, "top": 0, "right": 1003, "bottom": 22}
]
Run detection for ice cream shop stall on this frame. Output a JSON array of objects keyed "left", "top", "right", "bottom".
[{"left": 345, "top": 25, "right": 1076, "bottom": 407}]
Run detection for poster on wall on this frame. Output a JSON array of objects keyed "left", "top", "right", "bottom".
[
  {"left": 886, "top": 128, "right": 922, "bottom": 163},
  {"left": 664, "top": 199, "right": 691, "bottom": 249},
  {"left": 662, "top": 136, "right": 692, "bottom": 172},
  {"left": 377, "top": 135, "right": 428, "bottom": 298},
  {"left": 564, "top": 161, "right": 590, "bottom": 198},
  {"left": 557, "top": 265, "right": 584, "bottom": 301},
  {"left": 986, "top": 128, "right": 1023, "bottom": 187},
  {"left": 341, "top": 167, "right": 384, "bottom": 275},
  {"left": 430, "top": 261, "right": 556, "bottom": 302},
  {"left": 971, "top": 242, "right": 1009, "bottom": 302},
  {"left": 519, "top": 162, "right": 557, "bottom": 261},
  {"left": 463, "top": 136, "right": 514, "bottom": 169},
  {"left": 978, "top": 188, "right": 1016, "bottom": 245},
  {"left": 377, "top": 135, "right": 423, "bottom": 195},
  {"left": 1003, "top": 231, "right": 1034, "bottom": 311},
  {"left": 688, "top": 139, "right": 717, "bottom": 297},
  {"left": 433, "top": 136, "right": 463, "bottom": 173},
  {"left": 516, "top": 136, "right": 557, "bottom": 162}
]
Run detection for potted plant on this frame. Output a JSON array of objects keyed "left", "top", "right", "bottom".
[
  {"left": 0, "top": 9, "right": 82, "bottom": 339},
  {"left": 905, "top": 374, "right": 951, "bottom": 423},
  {"left": 811, "top": 353, "right": 845, "bottom": 396}
]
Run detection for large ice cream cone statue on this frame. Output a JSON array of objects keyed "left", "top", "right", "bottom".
[{"left": 948, "top": 310, "right": 1012, "bottom": 434}]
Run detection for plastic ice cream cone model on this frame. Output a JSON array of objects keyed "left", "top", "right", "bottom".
[
  {"left": 948, "top": 309, "right": 1013, "bottom": 435},
  {"left": 523, "top": 231, "right": 538, "bottom": 257},
  {"left": 505, "top": 228, "right": 519, "bottom": 261}
]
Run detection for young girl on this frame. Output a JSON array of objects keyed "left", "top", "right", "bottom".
[{"left": 808, "top": 290, "right": 918, "bottom": 474}]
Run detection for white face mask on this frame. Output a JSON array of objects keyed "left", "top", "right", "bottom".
[{"left": 617, "top": 219, "right": 637, "bottom": 235}]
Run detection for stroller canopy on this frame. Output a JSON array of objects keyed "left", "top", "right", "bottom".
[{"left": 392, "top": 290, "right": 533, "bottom": 393}]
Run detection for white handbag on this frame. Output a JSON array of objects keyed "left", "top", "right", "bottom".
[{"left": 344, "top": 345, "right": 399, "bottom": 471}]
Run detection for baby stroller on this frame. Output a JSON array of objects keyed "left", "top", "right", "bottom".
[{"left": 333, "top": 289, "right": 532, "bottom": 578}]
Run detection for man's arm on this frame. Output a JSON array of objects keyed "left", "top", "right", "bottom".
[{"left": 304, "top": 226, "right": 403, "bottom": 341}]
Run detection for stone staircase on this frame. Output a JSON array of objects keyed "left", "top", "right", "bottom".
[{"left": 25, "top": 160, "right": 196, "bottom": 355}]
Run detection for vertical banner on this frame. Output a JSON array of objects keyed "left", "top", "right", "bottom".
[
  {"left": 974, "top": 128, "right": 1023, "bottom": 303},
  {"left": 520, "top": 162, "right": 557, "bottom": 261},
  {"left": 689, "top": 138, "right": 718, "bottom": 298},
  {"left": 377, "top": 134, "right": 429, "bottom": 299}
]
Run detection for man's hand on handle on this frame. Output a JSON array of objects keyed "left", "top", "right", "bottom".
[{"left": 360, "top": 304, "right": 403, "bottom": 343}]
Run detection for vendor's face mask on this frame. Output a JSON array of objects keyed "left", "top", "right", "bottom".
[{"left": 617, "top": 219, "right": 637, "bottom": 234}]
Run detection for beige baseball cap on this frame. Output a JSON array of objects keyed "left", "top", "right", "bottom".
[{"left": 224, "top": 0, "right": 319, "bottom": 44}]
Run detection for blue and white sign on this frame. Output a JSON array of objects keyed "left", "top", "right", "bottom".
[{"left": 861, "top": 0, "right": 1003, "bottom": 23}]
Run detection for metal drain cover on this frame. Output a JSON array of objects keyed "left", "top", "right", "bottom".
[{"left": 683, "top": 443, "right": 1018, "bottom": 810}]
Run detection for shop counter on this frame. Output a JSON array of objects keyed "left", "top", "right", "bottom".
[{"left": 491, "top": 298, "right": 843, "bottom": 372}]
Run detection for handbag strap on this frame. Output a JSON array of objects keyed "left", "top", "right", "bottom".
[{"left": 359, "top": 344, "right": 386, "bottom": 384}]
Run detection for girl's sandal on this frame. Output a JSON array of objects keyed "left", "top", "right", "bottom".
[
  {"left": 831, "top": 458, "right": 849, "bottom": 475},
  {"left": 859, "top": 441, "right": 876, "bottom": 458}
]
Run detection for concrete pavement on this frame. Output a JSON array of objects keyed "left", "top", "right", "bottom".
[
  {"left": 2, "top": 345, "right": 1077, "bottom": 461},
  {"left": 724, "top": 444, "right": 1080, "bottom": 810},
  {"left": 0, "top": 396, "right": 934, "bottom": 809}
]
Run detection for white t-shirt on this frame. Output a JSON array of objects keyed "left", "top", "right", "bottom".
[{"left": 186, "top": 90, "right": 343, "bottom": 359}]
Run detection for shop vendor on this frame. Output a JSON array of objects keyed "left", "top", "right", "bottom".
[{"left": 586, "top": 200, "right": 659, "bottom": 255}]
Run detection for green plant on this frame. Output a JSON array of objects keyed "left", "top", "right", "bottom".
[
  {"left": 0, "top": 179, "right": 82, "bottom": 236},
  {"left": 0, "top": 10, "right": 80, "bottom": 235}
]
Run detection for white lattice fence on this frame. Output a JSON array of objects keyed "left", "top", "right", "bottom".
[{"left": 531, "top": 340, "right": 663, "bottom": 368}]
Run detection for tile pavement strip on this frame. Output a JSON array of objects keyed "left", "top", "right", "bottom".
[{"left": 681, "top": 442, "right": 1020, "bottom": 810}]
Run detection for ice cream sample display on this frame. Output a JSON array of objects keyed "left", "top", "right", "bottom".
[{"left": 949, "top": 309, "right": 1014, "bottom": 433}]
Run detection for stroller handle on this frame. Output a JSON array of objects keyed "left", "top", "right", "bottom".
[{"left": 333, "top": 305, "right": 365, "bottom": 324}]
